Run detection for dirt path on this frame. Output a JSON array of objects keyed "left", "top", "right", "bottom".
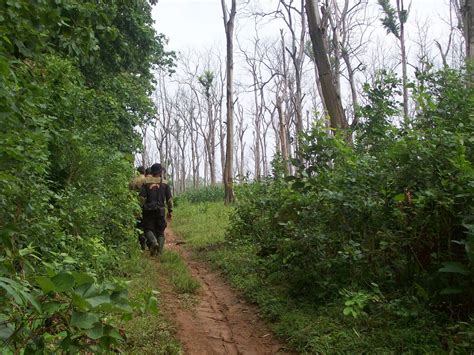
[{"left": 155, "top": 228, "right": 292, "bottom": 355}]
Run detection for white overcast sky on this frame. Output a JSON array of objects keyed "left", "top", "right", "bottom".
[
  {"left": 146, "top": 0, "right": 457, "bottom": 176},
  {"left": 152, "top": 0, "right": 452, "bottom": 52}
]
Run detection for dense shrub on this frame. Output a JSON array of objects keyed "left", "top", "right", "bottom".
[
  {"left": 0, "top": 1, "right": 172, "bottom": 352},
  {"left": 227, "top": 68, "right": 473, "bottom": 318}
]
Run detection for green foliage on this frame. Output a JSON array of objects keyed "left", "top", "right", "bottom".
[
  {"left": 0, "top": 0, "right": 173, "bottom": 352},
  {"left": 377, "top": 0, "right": 405, "bottom": 38},
  {"left": 176, "top": 185, "right": 225, "bottom": 205},
  {"left": 173, "top": 201, "right": 462, "bottom": 353},
  {"left": 225, "top": 67, "right": 474, "bottom": 352},
  {"left": 198, "top": 70, "right": 215, "bottom": 99},
  {"left": 122, "top": 258, "right": 181, "bottom": 354},
  {"left": 0, "top": 270, "right": 131, "bottom": 352}
]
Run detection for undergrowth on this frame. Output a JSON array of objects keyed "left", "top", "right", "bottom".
[
  {"left": 122, "top": 257, "right": 181, "bottom": 354},
  {"left": 174, "top": 198, "right": 473, "bottom": 354}
]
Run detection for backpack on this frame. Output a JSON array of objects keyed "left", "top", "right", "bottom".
[{"left": 143, "top": 182, "right": 165, "bottom": 216}]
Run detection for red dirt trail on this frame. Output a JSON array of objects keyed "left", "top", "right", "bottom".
[{"left": 154, "top": 228, "right": 293, "bottom": 355}]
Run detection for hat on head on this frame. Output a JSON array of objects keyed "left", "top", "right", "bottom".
[{"left": 150, "top": 163, "right": 162, "bottom": 174}]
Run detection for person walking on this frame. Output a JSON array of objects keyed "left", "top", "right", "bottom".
[{"left": 140, "top": 163, "right": 173, "bottom": 256}]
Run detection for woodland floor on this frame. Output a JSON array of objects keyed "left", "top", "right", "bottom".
[{"left": 150, "top": 227, "right": 292, "bottom": 355}]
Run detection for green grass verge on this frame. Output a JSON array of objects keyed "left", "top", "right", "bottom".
[
  {"left": 173, "top": 201, "right": 474, "bottom": 354},
  {"left": 159, "top": 250, "right": 200, "bottom": 294},
  {"left": 121, "top": 257, "right": 182, "bottom": 354},
  {"left": 173, "top": 201, "right": 229, "bottom": 249}
]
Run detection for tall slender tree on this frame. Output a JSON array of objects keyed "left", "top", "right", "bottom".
[
  {"left": 463, "top": 0, "right": 473, "bottom": 61},
  {"left": 221, "top": 0, "right": 237, "bottom": 203},
  {"left": 378, "top": 0, "right": 410, "bottom": 122}
]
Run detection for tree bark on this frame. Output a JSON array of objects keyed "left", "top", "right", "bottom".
[
  {"left": 221, "top": 0, "right": 236, "bottom": 204},
  {"left": 276, "top": 96, "right": 289, "bottom": 175},
  {"left": 464, "top": 0, "right": 474, "bottom": 60},
  {"left": 305, "top": 0, "right": 347, "bottom": 130},
  {"left": 396, "top": 0, "right": 409, "bottom": 122}
]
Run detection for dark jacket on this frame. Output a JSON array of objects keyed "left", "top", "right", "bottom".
[{"left": 139, "top": 176, "right": 173, "bottom": 215}]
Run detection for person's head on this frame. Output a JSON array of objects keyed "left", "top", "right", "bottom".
[
  {"left": 145, "top": 167, "right": 152, "bottom": 177},
  {"left": 137, "top": 166, "right": 145, "bottom": 175},
  {"left": 150, "top": 163, "right": 162, "bottom": 177}
]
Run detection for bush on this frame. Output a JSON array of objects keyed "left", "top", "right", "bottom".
[
  {"left": 0, "top": 1, "right": 172, "bottom": 352},
  {"left": 227, "top": 68, "right": 474, "bottom": 324}
]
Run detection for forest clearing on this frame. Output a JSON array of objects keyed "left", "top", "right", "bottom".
[{"left": 1, "top": 0, "right": 473, "bottom": 353}]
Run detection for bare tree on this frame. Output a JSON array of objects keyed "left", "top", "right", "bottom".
[
  {"left": 235, "top": 102, "right": 248, "bottom": 181},
  {"left": 221, "top": 0, "right": 237, "bottom": 203}
]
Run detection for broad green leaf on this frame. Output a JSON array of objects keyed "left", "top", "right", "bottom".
[
  {"left": 85, "top": 322, "right": 104, "bottom": 340},
  {"left": 18, "top": 289, "right": 41, "bottom": 313},
  {"left": 86, "top": 294, "right": 111, "bottom": 308},
  {"left": 71, "top": 293, "right": 90, "bottom": 310},
  {"left": 70, "top": 312, "right": 99, "bottom": 329},
  {"left": 104, "top": 325, "right": 123, "bottom": 340},
  {"left": 36, "top": 276, "right": 55, "bottom": 293},
  {"left": 52, "top": 273, "right": 75, "bottom": 292},
  {"left": 0, "top": 323, "right": 14, "bottom": 341},
  {"left": 42, "top": 301, "right": 63, "bottom": 314},
  {"left": 0, "top": 278, "right": 23, "bottom": 304},
  {"left": 63, "top": 256, "right": 76, "bottom": 264},
  {"left": 72, "top": 272, "right": 95, "bottom": 286}
]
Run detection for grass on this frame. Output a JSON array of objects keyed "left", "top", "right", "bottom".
[
  {"left": 173, "top": 201, "right": 229, "bottom": 249},
  {"left": 121, "top": 257, "right": 182, "bottom": 354},
  {"left": 172, "top": 201, "right": 474, "bottom": 354},
  {"left": 159, "top": 250, "right": 200, "bottom": 294}
]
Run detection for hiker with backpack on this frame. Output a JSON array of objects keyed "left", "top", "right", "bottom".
[{"left": 139, "top": 163, "right": 173, "bottom": 256}]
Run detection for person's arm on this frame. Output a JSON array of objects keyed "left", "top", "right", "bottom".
[{"left": 165, "top": 184, "right": 173, "bottom": 219}]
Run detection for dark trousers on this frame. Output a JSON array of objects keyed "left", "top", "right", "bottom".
[{"left": 142, "top": 212, "right": 167, "bottom": 239}]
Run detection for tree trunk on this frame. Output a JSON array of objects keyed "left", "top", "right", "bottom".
[
  {"left": 207, "top": 97, "right": 216, "bottom": 185},
  {"left": 253, "top": 89, "right": 261, "bottom": 180},
  {"left": 464, "top": 0, "right": 473, "bottom": 60},
  {"left": 276, "top": 96, "right": 289, "bottom": 175},
  {"left": 221, "top": 0, "right": 236, "bottom": 204},
  {"left": 305, "top": 0, "right": 347, "bottom": 130},
  {"left": 280, "top": 30, "right": 293, "bottom": 173},
  {"left": 341, "top": 49, "right": 359, "bottom": 126},
  {"left": 397, "top": 0, "right": 409, "bottom": 122}
]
